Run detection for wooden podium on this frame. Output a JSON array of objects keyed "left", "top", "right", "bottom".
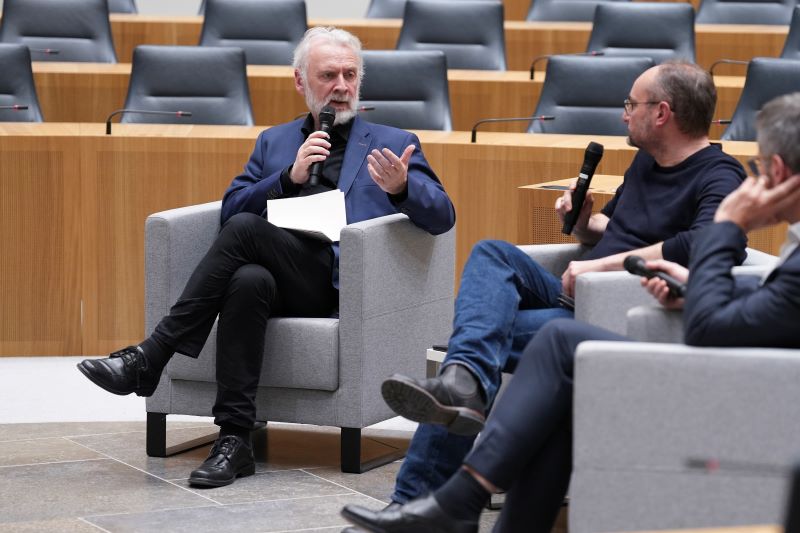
[{"left": 517, "top": 176, "right": 787, "bottom": 256}]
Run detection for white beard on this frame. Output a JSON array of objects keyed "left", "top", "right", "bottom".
[{"left": 305, "top": 88, "right": 359, "bottom": 126}]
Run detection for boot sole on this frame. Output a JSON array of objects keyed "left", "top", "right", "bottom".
[
  {"left": 76, "top": 362, "right": 156, "bottom": 397},
  {"left": 188, "top": 463, "right": 256, "bottom": 488},
  {"left": 381, "top": 376, "right": 485, "bottom": 436}
]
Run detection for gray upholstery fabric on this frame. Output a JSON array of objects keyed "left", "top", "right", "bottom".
[
  {"left": 108, "top": 0, "right": 137, "bottom": 14},
  {"left": 0, "top": 43, "right": 43, "bottom": 122},
  {"left": 396, "top": 0, "right": 507, "bottom": 71},
  {"left": 199, "top": 0, "right": 307, "bottom": 66},
  {"left": 697, "top": 0, "right": 796, "bottom": 24},
  {"left": 144, "top": 203, "right": 455, "bottom": 429},
  {"left": 122, "top": 45, "right": 255, "bottom": 126},
  {"left": 586, "top": 2, "right": 696, "bottom": 64},
  {"left": 361, "top": 50, "right": 453, "bottom": 131},
  {"left": 782, "top": 7, "right": 800, "bottom": 59},
  {"left": 366, "top": 0, "right": 409, "bottom": 17},
  {"left": 526, "top": 0, "right": 631, "bottom": 22},
  {"left": 529, "top": 55, "right": 654, "bottom": 135},
  {"left": 722, "top": 57, "right": 800, "bottom": 141},
  {"left": 0, "top": 0, "right": 117, "bottom": 63},
  {"left": 571, "top": 341, "right": 800, "bottom": 532}
]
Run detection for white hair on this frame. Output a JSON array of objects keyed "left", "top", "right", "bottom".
[{"left": 292, "top": 26, "right": 364, "bottom": 86}]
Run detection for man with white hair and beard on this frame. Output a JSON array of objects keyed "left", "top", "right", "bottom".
[{"left": 76, "top": 27, "right": 455, "bottom": 488}]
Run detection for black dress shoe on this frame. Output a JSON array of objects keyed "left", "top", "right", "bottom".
[
  {"left": 188, "top": 435, "right": 255, "bottom": 487},
  {"left": 341, "top": 494, "right": 478, "bottom": 533},
  {"left": 381, "top": 364, "right": 486, "bottom": 436},
  {"left": 77, "top": 346, "right": 161, "bottom": 397}
]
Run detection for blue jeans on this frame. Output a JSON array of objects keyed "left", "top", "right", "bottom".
[{"left": 392, "top": 240, "right": 574, "bottom": 503}]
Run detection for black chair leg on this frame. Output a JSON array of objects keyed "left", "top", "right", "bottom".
[
  {"left": 340, "top": 427, "right": 407, "bottom": 474},
  {"left": 146, "top": 412, "right": 218, "bottom": 457}
]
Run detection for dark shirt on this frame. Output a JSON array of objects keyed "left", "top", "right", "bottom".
[{"left": 583, "top": 144, "right": 746, "bottom": 266}]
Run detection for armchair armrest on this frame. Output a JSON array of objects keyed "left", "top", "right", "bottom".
[
  {"left": 518, "top": 243, "right": 591, "bottom": 277},
  {"left": 338, "top": 214, "right": 455, "bottom": 426},
  {"left": 571, "top": 341, "right": 800, "bottom": 532},
  {"left": 144, "top": 201, "right": 222, "bottom": 334},
  {"left": 574, "top": 271, "right": 653, "bottom": 335},
  {"left": 625, "top": 304, "right": 683, "bottom": 342}
]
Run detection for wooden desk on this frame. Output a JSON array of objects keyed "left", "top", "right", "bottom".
[
  {"left": 518, "top": 176, "right": 786, "bottom": 255},
  {"left": 0, "top": 125, "right": 758, "bottom": 355},
  {"left": 30, "top": 63, "right": 745, "bottom": 136},
  {"left": 107, "top": 15, "right": 787, "bottom": 75}
]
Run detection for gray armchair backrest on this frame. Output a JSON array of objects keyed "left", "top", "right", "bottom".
[
  {"left": 526, "top": 0, "right": 631, "bottom": 22},
  {"left": 781, "top": 7, "right": 800, "bottom": 59},
  {"left": 366, "top": 0, "right": 409, "bottom": 17},
  {"left": 586, "top": 2, "right": 696, "bottom": 64},
  {"left": 529, "top": 55, "right": 654, "bottom": 135},
  {"left": 108, "top": 0, "right": 138, "bottom": 14},
  {"left": 0, "top": 0, "right": 118, "bottom": 63},
  {"left": 397, "top": 0, "right": 507, "bottom": 71},
  {"left": 696, "top": 0, "right": 796, "bottom": 25},
  {"left": 122, "top": 45, "right": 255, "bottom": 126},
  {"left": 722, "top": 57, "right": 800, "bottom": 141},
  {"left": 0, "top": 43, "right": 44, "bottom": 122},
  {"left": 199, "top": 0, "right": 307, "bottom": 65},
  {"left": 360, "top": 50, "right": 453, "bottom": 131}
]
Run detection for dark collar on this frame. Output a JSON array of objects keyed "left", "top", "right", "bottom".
[{"left": 300, "top": 112, "right": 353, "bottom": 142}]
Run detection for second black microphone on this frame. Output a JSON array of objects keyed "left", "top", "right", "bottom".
[
  {"left": 308, "top": 105, "right": 336, "bottom": 187},
  {"left": 562, "top": 141, "right": 604, "bottom": 235}
]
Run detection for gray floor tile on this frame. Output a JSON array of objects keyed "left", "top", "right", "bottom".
[
  {"left": 85, "top": 493, "right": 380, "bottom": 533},
  {"left": 178, "top": 469, "right": 355, "bottom": 505},
  {"left": 0, "top": 517, "right": 101, "bottom": 532},
  {"left": 306, "top": 460, "right": 402, "bottom": 503},
  {"left": 0, "top": 421, "right": 211, "bottom": 442},
  {"left": 0, "top": 459, "right": 213, "bottom": 524},
  {"left": 0, "top": 437, "right": 103, "bottom": 467}
]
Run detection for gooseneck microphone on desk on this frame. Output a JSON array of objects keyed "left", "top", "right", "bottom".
[
  {"left": 529, "top": 51, "right": 604, "bottom": 79},
  {"left": 29, "top": 48, "right": 60, "bottom": 56},
  {"left": 561, "top": 141, "right": 604, "bottom": 234},
  {"left": 0, "top": 104, "right": 29, "bottom": 111},
  {"left": 308, "top": 105, "right": 336, "bottom": 187},
  {"left": 470, "top": 115, "right": 555, "bottom": 143},
  {"left": 623, "top": 255, "right": 687, "bottom": 298},
  {"left": 105, "top": 109, "right": 192, "bottom": 135}
]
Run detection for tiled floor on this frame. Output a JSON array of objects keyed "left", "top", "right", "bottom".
[{"left": 0, "top": 357, "right": 502, "bottom": 532}]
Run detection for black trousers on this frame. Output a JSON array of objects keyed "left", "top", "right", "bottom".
[
  {"left": 151, "top": 212, "right": 338, "bottom": 429},
  {"left": 464, "top": 318, "right": 628, "bottom": 533}
]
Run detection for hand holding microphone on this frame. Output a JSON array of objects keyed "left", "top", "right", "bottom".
[
  {"left": 624, "top": 255, "right": 688, "bottom": 300},
  {"left": 308, "top": 106, "right": 336, "bottom": 186},
  {"left": 560, "top": 141, "right": 604, "bottom": 235}
]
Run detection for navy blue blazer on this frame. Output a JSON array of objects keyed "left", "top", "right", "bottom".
[
  {"left": 220, "top": 116, "right": 455, "bottom": 236},
  {"left": 684, "top": 222, "right": 800, "bottom": 348}
]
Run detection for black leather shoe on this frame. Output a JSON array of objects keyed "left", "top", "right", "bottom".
[
  {"left": 381, "top": 364, "right": 486, "bottom": 435},
  {"left": 341, "top": 494, "right": 478, "bottom": 533},
  {"left": 77, "top": 346, "right": 161, "bottom": 397},
  {"left": 188, "top": 435, "right": 255, "bottom": 487}
]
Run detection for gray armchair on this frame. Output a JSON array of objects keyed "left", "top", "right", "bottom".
[
  {"left": 144, "top": 202, "right": 455, "bottom": 473},
  {"left": 519, "top": 243, "right": 775, "bottom": 335}
]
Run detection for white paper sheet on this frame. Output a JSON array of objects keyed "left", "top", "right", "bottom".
[{"left": 267, "top": 189, "right": 347, "bottom": 242}]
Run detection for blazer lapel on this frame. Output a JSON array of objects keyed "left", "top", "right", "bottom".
[{"left": 338, "top": 117, "right": 372, "bottom": 196}]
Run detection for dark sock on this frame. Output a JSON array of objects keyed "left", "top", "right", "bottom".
[
  {"left": 433, "top": 468, "right": 490, "bottom": 522},
  {"left": 138, "top": 336, "right": 174, "bottom": 370},
  {"left": 219, "top": 424, "right": 251, "bottom": 444}
]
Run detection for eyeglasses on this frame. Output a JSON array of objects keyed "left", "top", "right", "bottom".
[
  {"left": 746, "top": 156, "right": 765, "bottom": 177},
  {"left": 623, "top": 98, "right": 664, "bottom": 114}
]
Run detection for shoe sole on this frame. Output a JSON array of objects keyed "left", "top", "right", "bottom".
[
  {"left": 188, "top": 463, "right": 256, "bottom": 488},
  {"left": 76, "top": 362, "right": 156, "bottom": 397},
  {"left": 340, "top": 507, "right": 392, "bottom": 533},
  {"left": 381, "top": 376, "right": 485, "bottom": 436}
]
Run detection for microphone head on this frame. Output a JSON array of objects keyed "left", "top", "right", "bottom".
[
  {"left": 585, "top": 141, "right": 604, "bottom": 162},
  {"left": 579, "top": 141, "right": 604, "bottom": 178},
  {"left": 623, "top": 254, "right": 646, "bottom": 275},
  {"left": 319, "top": 105, "right": 336, "bottom": 128}
]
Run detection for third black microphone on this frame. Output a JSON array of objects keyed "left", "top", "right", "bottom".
[
  {"left": 309, "top": 105, "right": 336, "bottom": 187},
  {"left": 623, "top": 255, "right": 687, "bottom": 298},
  {"left": 562, "top": 141, "right": 604, "bottom": 235}
]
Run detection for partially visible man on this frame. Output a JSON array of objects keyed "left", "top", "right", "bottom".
[
  {"left": 76, "top": 27, "right": 455, "bottom": 487},
  {"left": 342, "top": 92, "right": 800, "bottom": 533},
  {"left": 378, "top": 60, "right": 746, "bottom": 508}
]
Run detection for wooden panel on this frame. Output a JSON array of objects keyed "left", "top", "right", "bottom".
[
  {"left": 79, "top": 124, "right": 260, "bottom": 355},
  {"left": 518, "top": 175, "right": 786, "bottom": 256},
  {"left": 106, "top": 16, "right": 788, "bottom": 77},
  {"left": 0, "top": 125, "right": 82, "bottom": 355}
]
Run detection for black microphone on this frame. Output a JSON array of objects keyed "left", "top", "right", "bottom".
[
  {"left": 623, "top": 255, "right": 687, "bottom": 298},
  {"left": 0, "top": 104, "right": 29, "bottom": 111},
  {"left": 529, "top": 51, "right": 605, "bottom": 79},
  {"left": 470, "top": 115, "right": 555, "bottom": 143},
  {"left": 29, "top": 48, "right": 60, "bottom": 55},
  {"left": 105, "top": 109, "right": 192, "bottom": 135},
  {"left": 711, "top": 119, "right": 732, "bottom": 125},
  {"left": 308, "top": 105, "right": 336, "bottom": 187},
  {"left": 561, "top": 141, "right": 603, "bottom": 234}
]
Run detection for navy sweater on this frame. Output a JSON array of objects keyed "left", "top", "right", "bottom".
[{"left": 583, "top": 144, "right": 746, "bottom": 266}]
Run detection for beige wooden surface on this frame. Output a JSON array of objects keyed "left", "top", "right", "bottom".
[
  {"left": 518, "top": 176, "right": 786, "bottom": 255},
  {"left": 0, "top": 125, "right": 758, "bottom": 355},
  {"left": 107, "top": 15, "right": 787, "bottom": 75},
  {"left": 29, "top": 63, "right": 745, "bottom": 137}
]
